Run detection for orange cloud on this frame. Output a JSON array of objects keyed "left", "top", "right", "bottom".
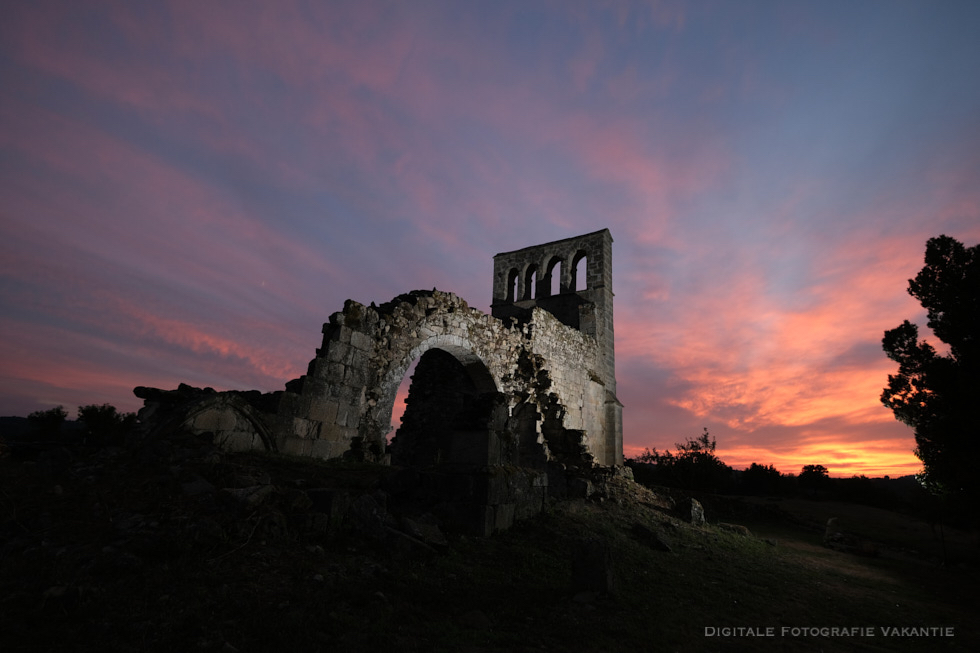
[{"left": 614, "top": 221, "right": 955, "bottom": 477}]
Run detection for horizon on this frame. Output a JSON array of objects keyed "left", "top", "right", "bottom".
[
  {"left": 0, "top": 411, "right": 916, "bottom": 481},
  {"left": 3, "top": 1, "right": 979, "bottom": 479}
]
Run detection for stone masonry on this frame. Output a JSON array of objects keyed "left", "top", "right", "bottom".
[{"left": 135, "top": 230, "right": 623, "bottom": 534}]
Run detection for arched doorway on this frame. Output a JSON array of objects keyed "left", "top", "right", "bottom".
[{"left": 388, "top": 347, "right": 505, "bottom": 468}]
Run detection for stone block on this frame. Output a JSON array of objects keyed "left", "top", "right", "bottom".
[
  {"left": 344, "top": 364, "right": 368, "bottom": 386},
  {"left": 191, "top": 408, "right": 238, "bottom": 432},
  {"left": 677, "top": 497, "right": 705, "bottom": 526},
  {"left": 493, "top": 503, "right": 516, "bottom": 532},
  {"left": 281, "top": 436, "right": 312, "bottom": 457},
  {"left": 350, "top": 330, "right": 374, "bottom": 352},
  {"left": 318, "top": 420, "right": 348, "bottom": 442},
  {"left": 308, "top": 399, "right": 339, "bottom": 425},
  {"left": 514, "top": 486, "right": 545, "bottom": 520},
  {"left": 349, "top": 349, "right": 370, "bottom": 369},
  {"left": 327, "top": 325, "right": 352, "bottom": 343},
  {"left": 292, "top": 417, "right": 321, "bottom": 439},
  {"left": 325, "top": 362, "right": 346, "bottom": 383},
  {"left": 568, "top": 477, "right": 594, "bottom": 498},
  {"left": 324, "top": 344, "right": 350, "bottom": 364},
  {"left": 216, "top": 431, "right": 257, "bottom": 452},
  {"left": 311, "top": 438, "right": 349, "bottom": 460},
  {"left": 479, "top": 469, "right": 523, "bottom": 504},
  {"left": 335, "top": 402, "right": 354, "bottom": 427}
]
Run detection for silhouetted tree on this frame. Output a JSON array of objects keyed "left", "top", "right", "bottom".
[
  {"left": 27, "top": 406, "right": 67, "bottom": 440},
  {"left": 77, "top": 404, "right": 136, "bottom": 447},
  {"left": 881, "top": 235, "right": 980, "bottom": 509},
  {"left": 798, "top": 464, "right": 830, "bottom": 497},
  {"left": 632, "top": 428, "right": 733, "bottom": 492},
  {"left": 740, "top": 462, "right": 783, "bottom": 495}
]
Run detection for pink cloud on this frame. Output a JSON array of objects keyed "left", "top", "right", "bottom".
[
  {"left": 0, "top": 318, "right": 171, "bottom": 415},
  {"left": 1, "top": 97, "right": 343, "bottom": 315}
]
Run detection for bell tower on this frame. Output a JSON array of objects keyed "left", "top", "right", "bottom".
[{"left": 491, "top": 229, "right": 622, "bottom": 463}]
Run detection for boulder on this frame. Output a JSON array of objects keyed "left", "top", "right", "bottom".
[
  {"left": 676, "top": 497, "right": 705, "bottom": 526},
  {"left": 717, "top": 522, "right": 752, "bottom": 537}
]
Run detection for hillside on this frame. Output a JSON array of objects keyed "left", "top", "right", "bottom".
[{"left": 1, "top": 430, "right": 977, "bottom": 653}]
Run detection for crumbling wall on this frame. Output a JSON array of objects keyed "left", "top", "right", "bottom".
[
  {"left": 271, "top": 290, "right": 613, "bottom": 468},
  {"left": 134, "top": 385, "right": 277, "bottom": 453},
  {"left": 134, "top": 231, "right": 623, "bottom": 535},
  {"left": 491, "top": 229, "right": 622, "bottom": 465}
]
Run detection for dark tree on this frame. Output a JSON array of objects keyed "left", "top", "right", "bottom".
[
  {"left": 77, "top": 404, "right": 136, "bottom": 447},
  {"left": 740, "top": 462, "right": 783, "bottom": 495},
  {"left": 881, "top": 235, "right": 980, "bottom": 505},
  {"left": 798, "top": 464, "right": 830, "bottom": 496},
  {"left": 632, "top": 428, "right": 733, "bottom": 492},
  {"left": 27, "top": 406, "right": 67, "bottom": 440}
]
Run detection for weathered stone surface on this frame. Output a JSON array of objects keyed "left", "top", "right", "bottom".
[
  {"left": 677, "top": 497, "right": 706, "bottom": 526},
  {"left": 568, "top": 477, "right": 594, "bottom": 499}
]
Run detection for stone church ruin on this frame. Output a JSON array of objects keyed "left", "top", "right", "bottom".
[{"left": 135, "top": 229, "right": 625, "bottom": 535}]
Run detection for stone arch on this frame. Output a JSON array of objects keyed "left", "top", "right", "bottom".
[
  {"left": 277, "top": 291, "right": 524, "bottom": 461},
  {"left": 523, "top": 263, "right": 539, "bottom": 300},
  {"left": 370, "top": 332, "right": 500, "bottom": 445},
  {"left": 138, "top": 391, "right": 277, "bottom": 453},
  {"left": 506, "top": 268, "right": 519, "bottom": 302},
  {"left": 544, "top": 255, "right": 563, "bottom": 297},
  {"left": 181, "top": 394, "right": 277, "bottom": 452},
  {"left": 278, "top": 283, "right": 618, "bottom": 468},
  {"left": 387, "top": 346, "right": 505, "bottom": 468},
  {"left": 571, "top": 249, "right": 588, "bottom": 291}
]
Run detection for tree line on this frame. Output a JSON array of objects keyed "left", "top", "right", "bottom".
[
  {"left": 624, "top": 429, "right": 921, "bottom": 511},
  {"left": 8, "top": 403, "right": 137, "bottom": 449}
]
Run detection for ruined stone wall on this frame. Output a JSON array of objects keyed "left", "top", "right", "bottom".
[
  {"left": 133, "top": 386, "right": 277, "bottom": 454},
  {"left": 137, "top": 231, "right": 622, "bottom": 468},
  {"left": 491, "top": 229, "right": 622, "bottom": 464},
  {"left": 274, "top": 291, "right": 527, "bottom": 461},
  {"left": 524, "top": 307, "right": 611, "bottom": 465},
  {"left": 134, "top": 231, "right": 624, "bottom": 533},
  {"left": 272, "top": 288, "right": 620, "bottom": 464}
]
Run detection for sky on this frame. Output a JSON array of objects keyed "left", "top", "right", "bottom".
[{"left": 2, "top": 1, "right": 979, "bottom": 478}]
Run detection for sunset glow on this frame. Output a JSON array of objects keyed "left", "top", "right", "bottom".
[{"left": 3, "top": 1, "right": 979, "bottom": 478}]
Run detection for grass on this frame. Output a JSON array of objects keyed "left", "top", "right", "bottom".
[{"left": 1, "top": 442, "right": 977, "bottom": 652}]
